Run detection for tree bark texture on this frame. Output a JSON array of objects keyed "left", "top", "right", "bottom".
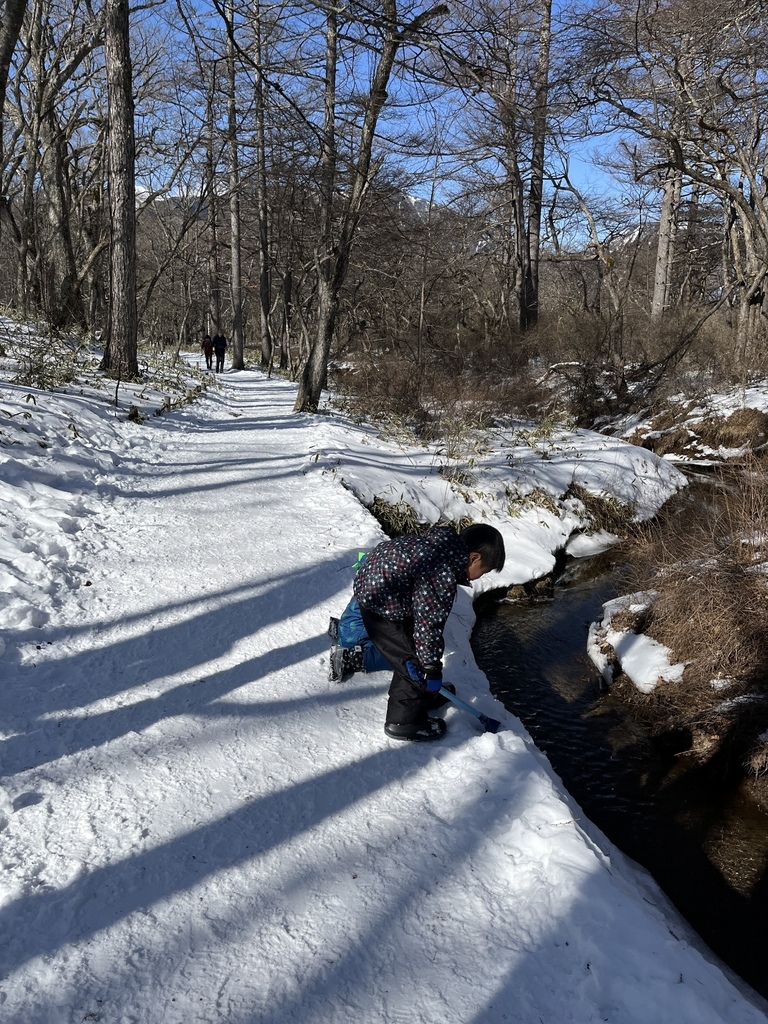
[
  {"left": 39, "top": 103, "right": 85, "bottom": 326},
  {"left": 0, "top": 0, "right": 26, "bottom": 175},
  {"left": 226, "top": 0, "right": 244, "bottom": 370},
  {"left": 102, "top": 0, "right": 138, "bottom": 378},
  {"left": 651, "top": 166, "right": 682, "bottom": 323}
]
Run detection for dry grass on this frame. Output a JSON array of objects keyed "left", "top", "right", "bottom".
[
  {"left": 625, "top": 466, "right": 768, "bottom": 773},
  {"left": 648, "top": 562, "right": 768, "bottom": 691},
  {"left": 367, "top": 496, "right": 424, "bottom": 537},
  {"left": 638, "top": 426, "right": 697, "bottom": 458},
  {"left": 697, "top": 407, "right": 768, "bottom": 451},
  {"left": 746, "top": 741, "right": 768, "bottom": 777},
  {"left": 627, "top": 405, "right": 768, "bottom": 459},
  {"left": 330, "top": 353, "right": 546, "bottom": 441},
  {"left": 566, "top": 483, "right": 638, "bottom": 534}
]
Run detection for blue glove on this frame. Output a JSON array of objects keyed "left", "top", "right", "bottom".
[{"left": 405, "top": 660, "right": 442, "bottom": 693}]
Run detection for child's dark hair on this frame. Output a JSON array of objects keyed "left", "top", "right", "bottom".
[{"left": 460, "top": 523, "right": 505, "bottom": 572}]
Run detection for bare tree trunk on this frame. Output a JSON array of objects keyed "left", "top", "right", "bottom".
[
  {"left": 226, "top": 0, "right": 244, "bottom": 369},
  {"left": 523, "top": 0, "right": 552, "bottom": 331},
  {"left": 39, "top": 105, "right": 85, "bottom": 326},
  {"left": 499, "top": 14, "right": 527, "bottom": 336},
  {"left": 510, "top": 169, "right": 527, "bottom": 334},
  {"left": 735, "top": 276, "right": 766, "bottom": 371},
  {"left": 0, "top": 0, "right": 26, "bottom": 179},
  {"left": 416, "top": 148, "right": 439, "bottom": 365},
  {"left": 10, "top": 0, "right": 101, "bottom": 322},
  {"left": 17, "top": 112, "right": 39, "bottom": 316},
  {"left": 294, "top": 0, "right": 447, "bottom": 412},
  {"left": 279, "top": 267, "right": 292, "bottom": 370},
  {"left": 101, "top": 0, "right": 137, "bottom": 378},
  {"left": 253, "top": 0, "right": 273, "bottom": 369},
  {"left": 651, "top": 165, "right": 682, "bottom": 323},
  {"left": 294, "top": 4, "right": 337, "bottom": 410},
  {"left": 680, "top": 182, "right": 700, "bottom": 306},
  {"left": 81, "top": 135, "right": 108, "bottom": 334},
  {"left": 560, "top": 168, "right": 626, "bottom": 363},
  {"left": 205, "top": 70, "right": 221, "bottom": 336}
]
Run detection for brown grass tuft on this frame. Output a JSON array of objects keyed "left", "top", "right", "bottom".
[
  {"left": 625, "top": 466, "right": 768, "bottom": 773},
  {"left": 746, "top": 741, "right": 768, "bottom": 777},
  {"left": 367, "top": 496, "right": 424, "bottom": 537},
  {"left": 697, "top": 407, "right": 768, "bottom": 451},
  {"left": 566, "top": 482, "right": 638, "bottom": 534},
  {"left": 641, "top": 426, "right": 696, "bottom": 457},
  {"left": 629, "top": 405, "right": 768, "bottom": 459},
  {"left": 330, "top": 353, "right": 547, "bottom": 441}
]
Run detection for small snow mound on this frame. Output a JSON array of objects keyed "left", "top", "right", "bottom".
[{"left": 588, "top": 591, "right": 688, "bottom": 693}]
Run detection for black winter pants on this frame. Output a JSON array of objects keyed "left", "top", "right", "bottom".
[{"left": 358, "top": 607, "right": 430, "bottom": 726}]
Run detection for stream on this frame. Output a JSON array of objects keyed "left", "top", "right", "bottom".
[{"left": 471, "top": 548, "right": 768, "bottom": 1001}]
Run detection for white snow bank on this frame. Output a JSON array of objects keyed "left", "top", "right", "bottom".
[
  {"left": 587, "top": 593, "right": 688, "bottom": 692},
  {"left": 304, "top": 411, "right": 686, "bottom": 595}
]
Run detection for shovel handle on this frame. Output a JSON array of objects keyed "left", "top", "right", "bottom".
[{"left": 438, "top": 686, "right": 501, "bottom": 734}]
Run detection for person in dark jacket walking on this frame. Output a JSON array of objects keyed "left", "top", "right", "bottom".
[
  {"left": 212, "top": 330, "right": 227, "bottom": 372},
  {"left": 201, "top": 334, "right": 213, "bottom": 370},
  {"left": 354, "top": 523, "right": 505, "bottom": 742}
]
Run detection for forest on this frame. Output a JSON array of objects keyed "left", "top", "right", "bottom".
[{"left": 0, "top": 0, "right": 767, "bottom": 416}]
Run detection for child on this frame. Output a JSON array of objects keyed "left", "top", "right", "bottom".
[{"left": 353, "top": 523, "right": 505, "bottom": 742}]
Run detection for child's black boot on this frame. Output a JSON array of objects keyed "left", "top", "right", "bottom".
[{"left": 384, "top": 718, "right": 447, "bottom": 742}]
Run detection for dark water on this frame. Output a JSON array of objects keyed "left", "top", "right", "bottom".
[{"left": 472, "top": 552, "right": 768, "bottom": 1001}]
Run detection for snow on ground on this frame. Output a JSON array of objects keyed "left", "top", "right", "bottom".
[
  {"left": 613, "top": 382, "right": 768, "bottom": 465},
  {"left": 1, "top": 345, "right": 766, "bottom": 1023},
  {"left": 304, "top": 411, "right": 686, "bottom": 593},
  {"left": 587, "top": 593, "right": 688, "bottom": 693}
]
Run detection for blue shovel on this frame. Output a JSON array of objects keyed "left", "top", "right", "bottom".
[{"left": 439, "top": 686, "right": 501, "bottom": 733}]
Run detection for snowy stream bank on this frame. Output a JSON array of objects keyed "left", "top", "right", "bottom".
[{"left": 1, "top": 359, "right": 766, "bottom": 1023}]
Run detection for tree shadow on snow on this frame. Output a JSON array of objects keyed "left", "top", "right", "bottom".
[
  {"left": 0, "top": 551, "right": 360, "bottom": 776},
  {"left": 0, "top": 729, "right": 526, "bottom": 990}
]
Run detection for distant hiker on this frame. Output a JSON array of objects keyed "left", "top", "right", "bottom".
[
  {"left": 353, "top": 523, "right": 505, "bottom": 743},
  {"left": 201, "top": 334, "right": 213, "bottom": 370},
  {"left": 212, "top": 330, "right": 227, "bottom": 372},
  {"left": 328, "top": 594, "right": 391, "bottom": 682}
]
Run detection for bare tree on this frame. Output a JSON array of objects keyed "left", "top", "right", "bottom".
[
  {"left": 101, "top": 0, "right": 138, "bottom": 378},
  {"left": 294, "top": 0, "right": 448, "bottom": 412},
  {"left": 524, "top": 0, "right": 552, "bottom": 329},
  {"left": 4, "top": 0, "right": 104, "bottom": 325},
  {"left": 651, "top": 164, "right": 682, "bottom": 323},
  {"left": 225, "top": 0, "right": 244, "bottom": 369},
  {"left": 433, "top": 0, "right": 555, "bottom": 336},
  {"left": 581, "top": 0, "right": 768, "bottom": 366},
  {"left": 204, "top": 65, "right": 222, "bottom": 337},
  {"left": 252, "top": 0, "right": 272, "bottom": 369}
]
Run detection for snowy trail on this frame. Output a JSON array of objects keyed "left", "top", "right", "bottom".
[{"left": 1, "top": 372, "right": 766, "bottom": 1024}]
